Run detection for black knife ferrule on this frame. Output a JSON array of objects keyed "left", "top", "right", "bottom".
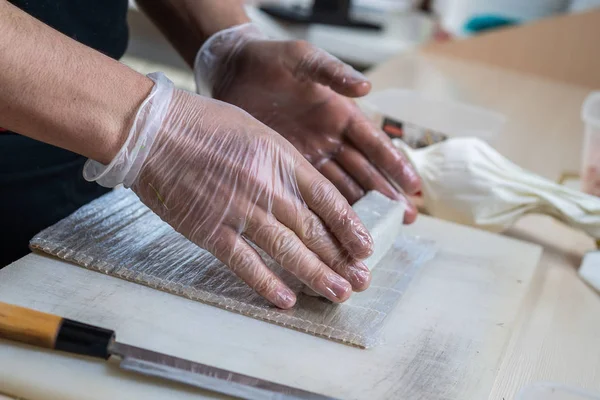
[{"left": 54, "top": 318, "right": 115, "bottom": 359}]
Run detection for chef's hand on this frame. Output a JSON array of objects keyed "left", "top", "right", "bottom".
[
  {"left": 194, "top": 24, "right": 420, "bottom": 223},
  {"left": 84, "top": 73, "right": 373, "bottom": 309}
]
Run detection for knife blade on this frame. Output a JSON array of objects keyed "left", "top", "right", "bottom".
[{"left": 0, "top": 301, "right": 338, "bottom": 400}]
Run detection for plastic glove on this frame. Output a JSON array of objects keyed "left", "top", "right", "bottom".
[
  {"left": 84, "top": 73, "right": 374, "bottom": 309},
  {"left": 194, "top": 24, "right": 421, "bottom": 223}
]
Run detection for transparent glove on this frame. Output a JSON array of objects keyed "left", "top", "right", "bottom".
[
  {"left": 194, "top": 23, "right": 421, "bottom": 223},
  {"left": 84, "top": 73, "right": 374, "bottom": 309}
]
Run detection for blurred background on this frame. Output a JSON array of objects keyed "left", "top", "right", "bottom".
[{"left": 123, "top": 0, "right": 600, "bottom": 91}]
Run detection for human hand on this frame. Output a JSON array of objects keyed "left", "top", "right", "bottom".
[
  {"left": 194, "top": 24, "right": 421, "bottom": 223},
  {"left": 84, "top": 73, "right": 374, "bottom": 309}
]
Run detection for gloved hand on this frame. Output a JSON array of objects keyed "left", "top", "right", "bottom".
[
  {"left": 84, "top": 73, "right": 374, "bottom": 309},
  {"left": 194, "top": 23, "right": 421, "bottom": 223}
]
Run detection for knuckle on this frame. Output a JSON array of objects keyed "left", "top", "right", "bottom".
[
  {"left": 310, "top": 181, "right": 353, "bottom": 229},
  {"left": 203, "top": 229, "right": 232, "bottom": 256},
  {"left": 351, "top": 115, "right": 374, "bottom": 132},
  {"left": 301, "top": 214, "right": 327, "bottom": 242},
  {"left": 289, "top": 39, "right": 313, "bottom": 55},
  {"left": 269, "top": 231, "right": 299, "bottom": 262},
  {"left": 309, "top": 179, "right": 338, "bottom": 206},
  {"left": 243, "top": 217, "right": 259, "bottom": 234},
  {"left": 290, "top": 41, "right": 320, "bottom": 80},
  {"left": 253, "top": 274, "right": 278, "bottom": 296},
  {"left": 301, "top": 225, "right": 349, "bottom": 268},
  {"left": 228, "top": 247, "right": 250, "bottom": 273}
]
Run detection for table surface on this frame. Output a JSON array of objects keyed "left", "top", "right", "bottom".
[
  {"left": 2, "top": 48, "right": 600, "bottom": 400},
  {"left": 366, "top": 52, "right": 600, "bottom": 399},
  {"left": 0, "top": 213, "right": 541, "bottom": 400}
]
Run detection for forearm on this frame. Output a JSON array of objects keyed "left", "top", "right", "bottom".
[
  {"left": 135, "top": 0, "right": 250, "bottom": 67},
  {"left": 0, "top": 1, "right": 153, "bottom": 164}
]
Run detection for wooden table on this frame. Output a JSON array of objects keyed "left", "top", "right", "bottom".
[
  {"left": 366, "top": 52, "right": 600, "bottom": 399},
  {"left": 1, "top": 51, "right": 600, "bottom": 400}
]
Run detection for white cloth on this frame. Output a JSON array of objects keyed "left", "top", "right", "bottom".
[{"left": 396, "top": 137, "right": 600, "bottom": 239}]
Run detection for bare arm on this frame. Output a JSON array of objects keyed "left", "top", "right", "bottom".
[
  {"left": 134, "top": 0, "right": 250, "bottom": 67},
  {"left": 0, "top": 0, "right": 153, "bottom": 164}
]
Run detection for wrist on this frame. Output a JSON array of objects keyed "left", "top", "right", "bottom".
[
  {"left": 84, "top": 73, "right": 175, "bottom": 188},
  {"left": 194, "top": 23, "right": 265, "bottom": 95},
  {"left": 98, "top": 74, "right": 154, "bottom": 164}
]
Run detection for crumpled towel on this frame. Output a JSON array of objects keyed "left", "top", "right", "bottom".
[{"left": 396, "top": 137, "right": 600, "bottom": 239}]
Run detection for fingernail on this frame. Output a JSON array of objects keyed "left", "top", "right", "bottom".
[
  {"left": 325, "top": 274, "right": 352, "bottom": 300},
  {"left": 345, "top": 66, "right": 369, "bottom": 84},
  {"left": 347, "top": 262, "right": 371, "bottom": 288},
  {"left": 403, "top": 202, "right": 418, "bottom": 225},
  {"left": 276, "top": 288, "right": 296, "bottom": 309}
]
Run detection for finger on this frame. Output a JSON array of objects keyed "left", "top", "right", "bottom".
[
  {"left": 285, "top": 41, "right": 371, "bottom": 98},
  {"left": 334, "top": 144, "right": 419, "bottom": 224},
  {"left": 336, "top": 144, "right": 402, "bottom": 200},
  {"left": 266, "top": 190, "right": 372, "bottom": 292},
  {"left": 403, "top": 203, "right": 418, "bottom": 224},
  {"left": 208, "top": 226, "right": 296, "bottom": 309},
  {"left": 295, "top": 159, "right": 374, "bottom": 259},
  {"left": 318, "top": 160, "right": 364, "bottom": 205},
  {"left": 244, "top": 210, "right": 353, "bottom": 302},
  {"left": 346, "top": 115, "right": 422, "bottom": 195}
]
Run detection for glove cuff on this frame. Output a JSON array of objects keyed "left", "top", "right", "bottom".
[
  {"left": 83, "top": 72, "right": 174, "bottom": 188},
  {"left": 193, "top": 23, "right": 265, "bottom": 96}
]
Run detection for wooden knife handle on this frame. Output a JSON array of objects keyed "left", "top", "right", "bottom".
[{"left": 0, "top": 301, "right": 115, "bottom": 359}]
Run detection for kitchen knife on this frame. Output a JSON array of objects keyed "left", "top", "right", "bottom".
[{"left": 0, "top": 301, "right": 338, "bottom": 400}]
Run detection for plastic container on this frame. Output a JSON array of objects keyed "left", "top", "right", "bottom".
[
  {"left": 580, "top": 91, "right": 600, "bottom": 196},
  {"left": 516, "top": 382, "right": 600, "bottom": 400},
  {"left": 358, "top": 88, "right": 506, "bottom": 143}
]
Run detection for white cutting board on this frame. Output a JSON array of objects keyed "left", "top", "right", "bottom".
[{"left": 0, "top": 215, "right": 541, "bottom": 400}]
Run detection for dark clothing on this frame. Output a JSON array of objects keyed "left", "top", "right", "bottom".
[
  {"left": 1, "top": 0, "right": 130, "bottom": 266},
  {"left": 0, "top": 137, "right": 111, "bottom": 266}
]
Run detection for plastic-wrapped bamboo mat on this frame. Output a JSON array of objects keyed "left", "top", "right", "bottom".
[{"left": 30, "top": 188, "right": 436, "bottom": 348}]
